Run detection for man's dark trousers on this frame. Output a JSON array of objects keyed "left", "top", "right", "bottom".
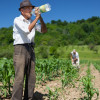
[{"left": 11, "top": 44, "right": 36, "bottom": 100}]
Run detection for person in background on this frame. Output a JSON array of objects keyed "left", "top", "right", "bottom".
[
  {"left": 70, "top": 49, "right": 80, "bottom": 68},
  {"left": 11, "top": 0, "right": 47, "bottom": 100}
]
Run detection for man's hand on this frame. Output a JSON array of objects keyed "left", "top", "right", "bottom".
[{"left": 34, "top": 7, "right": 40, "bottom": 19}]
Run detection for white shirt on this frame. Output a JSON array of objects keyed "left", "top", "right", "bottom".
[
  {"left": 71, "top": 51, "right": 80, "bottom": 65},
  {"left": 71, "top": 51, "right": 79, "bottom": 59},
  {"left": 13, "top": 15, "right": 41, "bottom": 45}
]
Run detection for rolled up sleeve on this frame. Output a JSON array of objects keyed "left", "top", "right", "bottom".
[{"left": 35, "top": 23, "right": 41, "bottom": 33}]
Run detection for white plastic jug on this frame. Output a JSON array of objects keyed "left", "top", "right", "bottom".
[{"left": 31, "top": 3, "right": 51, "bottom": 15}]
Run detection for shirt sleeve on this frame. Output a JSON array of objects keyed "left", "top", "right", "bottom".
[
  {"left": 35, "top": 23, "right": 41, "bottom": 33},
  {"left": 14, "top": 18, "right": 30, "bottom": 34},
  {"left": 76, "top": 52, "right": 79, "bottom": 59}
]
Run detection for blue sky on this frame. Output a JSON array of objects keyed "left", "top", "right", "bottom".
[{"left": 0, "top": 0, "right": 100, "bottom": 28}]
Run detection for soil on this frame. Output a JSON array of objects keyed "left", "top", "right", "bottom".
[{"left": 1, "top": 64, "right": 100, "bottom": 100}]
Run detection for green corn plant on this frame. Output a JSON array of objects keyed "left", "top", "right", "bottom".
[
  {"left": 81, "top": 62, "right": 99, "bottom": 100},
  {"left": 93, "top": 62, "right": 100, "bottom": 72},
  {"left": 35, "top": 58, "right": 63, "bottom": 83},
  {"left": 35, "top": 59, "right": 79, "bottom": 90},
  {"left": 61, "top": 60, "right": 78, "bottom": 88},
  {"left": 46, "top": 86, "right": 59, "bottom": 100},
  {"left": 0, "top": 58, "right": 14, "bottom": 97}
]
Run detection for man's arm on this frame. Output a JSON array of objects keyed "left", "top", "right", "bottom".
[
  {"left": 28, "top": 16, "right": 40, "bottom": 32},
  {"left": 28, "top": 7, "right": 41, "bottom": 32},
  {"left": 76, "top": 52, "right": 79, "bottom": 61},
  {"left": 39, "top": 16, "right": 47, "bottom": 33}
]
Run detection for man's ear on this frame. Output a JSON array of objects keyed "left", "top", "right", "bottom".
[{"left": 20, "top": 9, "right": 24, "bottom": 14}]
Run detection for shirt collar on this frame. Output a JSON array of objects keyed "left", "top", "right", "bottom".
[{"left": 20, "top": 15, "right": 31, "bottom": 24}]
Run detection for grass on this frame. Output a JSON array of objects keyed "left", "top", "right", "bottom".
[
  {"left": 0, "top": 44, "right": 14, "bottom": 58},
  {"left": 62, "top": 45, "right": 100, "bottom": 61},
  {"left": 0, "top": 45, "right": 100, "bottom": 61}
]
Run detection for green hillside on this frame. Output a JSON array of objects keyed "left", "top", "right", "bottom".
[{"left": 0, "top": 16, "right": 100, "bottom": 60}]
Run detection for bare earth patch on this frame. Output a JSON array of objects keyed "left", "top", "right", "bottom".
[{"left": 90, "top": 64, "right": 100, "bottom": 100}]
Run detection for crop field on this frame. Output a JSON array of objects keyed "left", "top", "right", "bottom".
[
  {"left": 0, "top": 58, "right": 100, "bottom": 100},
  {"left": 0, "top": 14, "right": 100, "bottom": 100}
]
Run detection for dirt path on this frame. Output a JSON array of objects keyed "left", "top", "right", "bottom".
[
  {"left": 90, "top": 64, "right": 100, "bottom": 100},
  {"left": 57, "top": 65, "right": 88, "bottom": 100},
  {"left": 1, "top": 64, "right": 100, "bottom": 100}
]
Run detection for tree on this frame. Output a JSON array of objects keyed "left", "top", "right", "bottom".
[
  {"left": 87, "top": 16, "right": 99, "bottom": 23},
  {"left": 56, "top": 19, "right": 62, "bottom": 25},
  {"left": 51, "top": 20, "right": 57, "bottom": 24},
  {"left": 81, "top": 23, "right": 90, "bottom": 33},
  {"left": 76, "top": 19, "right": 85, "bottom": 24}
]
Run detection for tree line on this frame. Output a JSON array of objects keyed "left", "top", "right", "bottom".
[{"left": 0, "top": 16, "right": 100, "bottom": 47}]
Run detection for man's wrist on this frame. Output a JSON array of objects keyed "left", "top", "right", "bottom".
[{"left": 36, "top": 16, "right": 39, "bottom": 20}]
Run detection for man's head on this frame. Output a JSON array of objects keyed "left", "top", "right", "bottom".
[
  {"left": 19, "top": 0, "right": 35, "bottom": 19},
  {"left": 73, "top": 49, "right": 76, "bottom": 54}
]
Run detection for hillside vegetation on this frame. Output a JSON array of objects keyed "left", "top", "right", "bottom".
[{"left": 0, "top": 16, "right": 100, "bottom": 59}]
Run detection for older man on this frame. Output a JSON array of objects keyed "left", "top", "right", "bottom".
[
  {"left": 70, "top": 49, "right": 80, "bottom": 68},
  {"left": 11, "top": 0, "right": 47, "bottom": 100}
]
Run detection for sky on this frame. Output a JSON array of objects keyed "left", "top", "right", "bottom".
[{"left": 0, "top": 0, "right": 100, "bottom": 28}]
